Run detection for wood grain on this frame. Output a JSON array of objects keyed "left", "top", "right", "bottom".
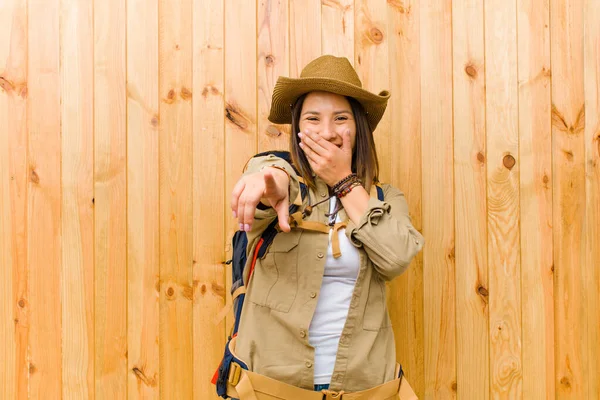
[
  {"left": 258, "top": 0, "right": 290, "bottom": 151},
  {"left": 386, "top": 1, "right": 424, "bottom": 395},
  {"left": 485, "top": 1, "right": 523, "bottom": 399},
  {"left": 193, "top": 0, "right": 226, "bottom": 398},
  {"left": 290, "top": 0, "right": 321, "bottom": 77},
  {"left": 27, "top": 0, "right": 63, "bottom": 397},
  {"left": 551, "top": 0, "right": 587, "bottom": 397},
  {"left": 158, "top": 0, "right": 194, "bottom": 397},
  {"left": 354, "top": 0, "right": 390, "bottom": 181},
  {"left": 94, "top": 0, "right": 128, "bottom": 396},
  {"left": 420, "top": 0, "right": 456, "bottom": 397},
  {"left": 321, "top": 0, "right": 354, "bottom": 61},
  {"left": 0, "top": 0, "right": 28, "bottom": 397},
  {"left": 452, "top": 0, "right": 489, "bottom": 398},
  {"left": 517, "top": 0, "right": 554, "bottom": 398},
  {"left": 584, "top": 0, "right": 600, "bottom": 396},
  {"left": 60, "top": 0, "right": 95, "bottom": 397},
  {"left": 127, "top": 0, "right": 160, "bottom": 397},
  {"left": 224, "top": 0, "right": 258, "bottom": 337},
  {"left": 485, "top": 0, "right": 523, "bottom": 398}
]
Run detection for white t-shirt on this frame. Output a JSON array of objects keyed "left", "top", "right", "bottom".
[{"left": 308, "top": 197, "right": 360, "bottom": 384}]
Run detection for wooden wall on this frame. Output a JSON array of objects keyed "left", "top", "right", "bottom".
[{"left": 0, "top": 0, "right": 599, "bottom": 399}]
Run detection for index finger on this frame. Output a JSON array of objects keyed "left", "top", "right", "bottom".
[{"left": 231, "top": 179, "right": 246, "bottom": 216}]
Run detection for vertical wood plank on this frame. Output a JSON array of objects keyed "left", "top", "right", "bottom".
[
  {"left": 224, "top": 0, "right": 257, "bottom": 337},
  {"left": 517, "top": 0, "right": 554, "bottom": 398},
  {"left": 420, "top": 0, "right": 456, "bottom": 397},
  {"left": 127, "top": 0, "right": 160, "bottom": 396},
  {"left": 322, "top": 0, "right": 354, "bottom": 61},
  {"left": 258, "top": 0, "right": 290, "bottom": 152},
  {"left": 452, "top": 0, "right": 489, "bottom": 398},
  {"left": 584, "top": 0, "right": 600, "bottom": 396},
  {"left": 485, "top": 0, "right": 523, "bottom": 398},
  {"left": 28, "top": 0, "right": 62, "bottom": 397},
  {"left": 94, "top": 0, "right": 128, "bottom": 396},
  {"left": 159, "top": 0, "right": 194, "bottom": 397},
  {"left": 0, "top": 0, "right": 28, "bottom": 398},
  {"left": 290, "top": 0, "right": 321, "bottom": 77},
  {"left": 193, "top": 0, "right": 225, "bottom": 398},
  {"left": 386, "top": 1, "right": 424, "bottom": 395},
  {"left": 60, "top": 0, "right": 95, "bottom": 397},
  {"left": 354, "top": 0, "right": 390, "bottom": 181},
  {"left": 550, "top": 0, "right": 587, "bottom": 397}
]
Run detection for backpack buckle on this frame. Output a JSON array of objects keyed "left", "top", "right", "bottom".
[
  {"left": 321, "top": 389, "right": 345, "bottom": 400},
  {"left": 228, "top": 362, "right": 242, "bottom": 386}
]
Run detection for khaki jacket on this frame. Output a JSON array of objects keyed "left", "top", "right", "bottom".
[{"left": 236, "top": 154, "right": 425, "bottom": 393}]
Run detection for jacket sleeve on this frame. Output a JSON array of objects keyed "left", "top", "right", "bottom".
[
  {"left": 241, "top": 154, "right": 301, "bottom": 251},
  {"left": 344, "top": 184, "right": 424, "bottom": 281}
]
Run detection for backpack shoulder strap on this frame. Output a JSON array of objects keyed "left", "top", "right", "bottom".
[{"left": 370, "top": 183, "right": 385, "bottom": 201}]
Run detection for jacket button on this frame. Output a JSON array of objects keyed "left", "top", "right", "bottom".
[
  {"left": 305, "top": 361, "right": 313, "bottom": 368},
  {"left": 300, "top": 330, "right": 306, "bottom": 338},
  {"left": 310, "top": 292, "right": 317, "bottom": 298},
  {"left": 317, "top": 252, "right": 324, "bottom": 259}
]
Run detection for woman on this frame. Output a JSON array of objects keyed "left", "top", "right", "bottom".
[{"left": 229, "top": 55, "right": 424, "bottom": 399}]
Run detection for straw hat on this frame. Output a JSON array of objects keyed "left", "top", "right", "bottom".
[{"left": 268, "top": 55, "right": 391, "bottom": 132}]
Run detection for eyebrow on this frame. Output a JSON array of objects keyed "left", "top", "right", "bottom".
[{"left": 302, "top": 110, "right": 352, "bottom": 116}]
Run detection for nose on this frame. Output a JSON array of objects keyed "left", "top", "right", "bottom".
[{"left": 320, "top": 121, "right": 338, "bottom": 141}]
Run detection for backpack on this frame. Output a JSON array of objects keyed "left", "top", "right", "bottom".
[{"left": 212, "top": 150, "right": 384, "bottom": 398}]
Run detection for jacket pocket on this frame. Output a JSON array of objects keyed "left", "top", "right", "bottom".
[
  {"left": 248, "top": 229, "right": 301, "bottom": 313},
  {"left": 363, "top": 275, "right": 392, "bottom": 331}
]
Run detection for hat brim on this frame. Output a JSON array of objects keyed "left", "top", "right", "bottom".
[{"left": 268, "top": 76, "right": 390, "bottom": 132}]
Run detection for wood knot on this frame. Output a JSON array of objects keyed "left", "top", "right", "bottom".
[
  {"left": 369, "top": 27, "right": 384, "bottom": 44},
  {"left": 200, "top": 284, "right": 207, "bottom": 295},
  {"left": 132, "top": 366, "right": 157, "bottom": 387},
  {"left": 29, "top": 363, "right": 36, "bottom": 374},
  {"left": 562, "top": 150, "right": 574, "bottom": 161},
  {"left": 503, "top": 154, "right": 516, "bottom": 170},
  {"left": 166, "top": 286, "right": 175, "bottom": 298},
  {"left": 477, "top": 152, "right": 485, "bottom": 163},
  {"left": 447, "top": 247, "right": 455, "bottom": 262},
  {"left": 225, "top": 102, "right": 251, "bottom": 131},
  {"left": 451, "top": 382, "right": 457, "bottom": 392},
  {"left": 560, "top": 376, "right": 571, "bottom": 389},
  {"left": 265, "top": 125, "right": 281, "bottom": 137},
  {"left": 265, "top": 54, "right": 275, "bottom": 66},
  {"left": 20, "top": 85, "right": 28, "bottom": 99},
  {"left": 164, "top": 89, "right": 176, "bottom": 104},
  {"left": 465, "top": 64, "right": 477, "bottom": 79},
  {"left": 151, "top": 115, "right": 159, "bottom": 127},
  {"left": 211, "top": 281, "right": 225, "bottom": 298},
  {"left": 477, "top": 286, "right": 489, "bottom": 298},
  {"left": 182, "top": 285, "right": 194, "bottom": 301},
  {"left": 180, "top": 87, "right": 192, "bottom": 101},
  {"left": 0, "top": 76, "right": 15, "bottom": 92},
  {"left": 175, "top": 44, "right": 180, "bottom": 50},
  {"left": 30, "top": 169, "right": 40, "bottom": 184},
  {"left": 202, "top": 85, "right": 220, "bottom": 98},
  {"left": 18, "top": 299, "right": 26, "bottom": 308}
]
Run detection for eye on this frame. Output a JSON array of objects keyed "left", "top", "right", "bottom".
[
  {"left": 306, "top": 117, "right": 319, "bottom": 121},
  {"left": 335, "top": 116, "right": 348, "bottom": 121}
]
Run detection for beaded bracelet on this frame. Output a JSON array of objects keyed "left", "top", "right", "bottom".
[
  {"left": 334, "top": 176, "right": 362, "bottom": 198},
  {"left": 336, "top": 181, "right": 362, "bottom": 198},
  {"left": 332, "top": 173, "right": 358, "bottom": 192}
]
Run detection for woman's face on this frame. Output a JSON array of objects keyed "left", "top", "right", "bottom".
[{"left": 298, "top": 91, "right": 357, "bottom": 150}]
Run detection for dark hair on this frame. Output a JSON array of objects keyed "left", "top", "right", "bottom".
[{"left": 289, "top": 93, "right": 380, "bottom": 193}]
